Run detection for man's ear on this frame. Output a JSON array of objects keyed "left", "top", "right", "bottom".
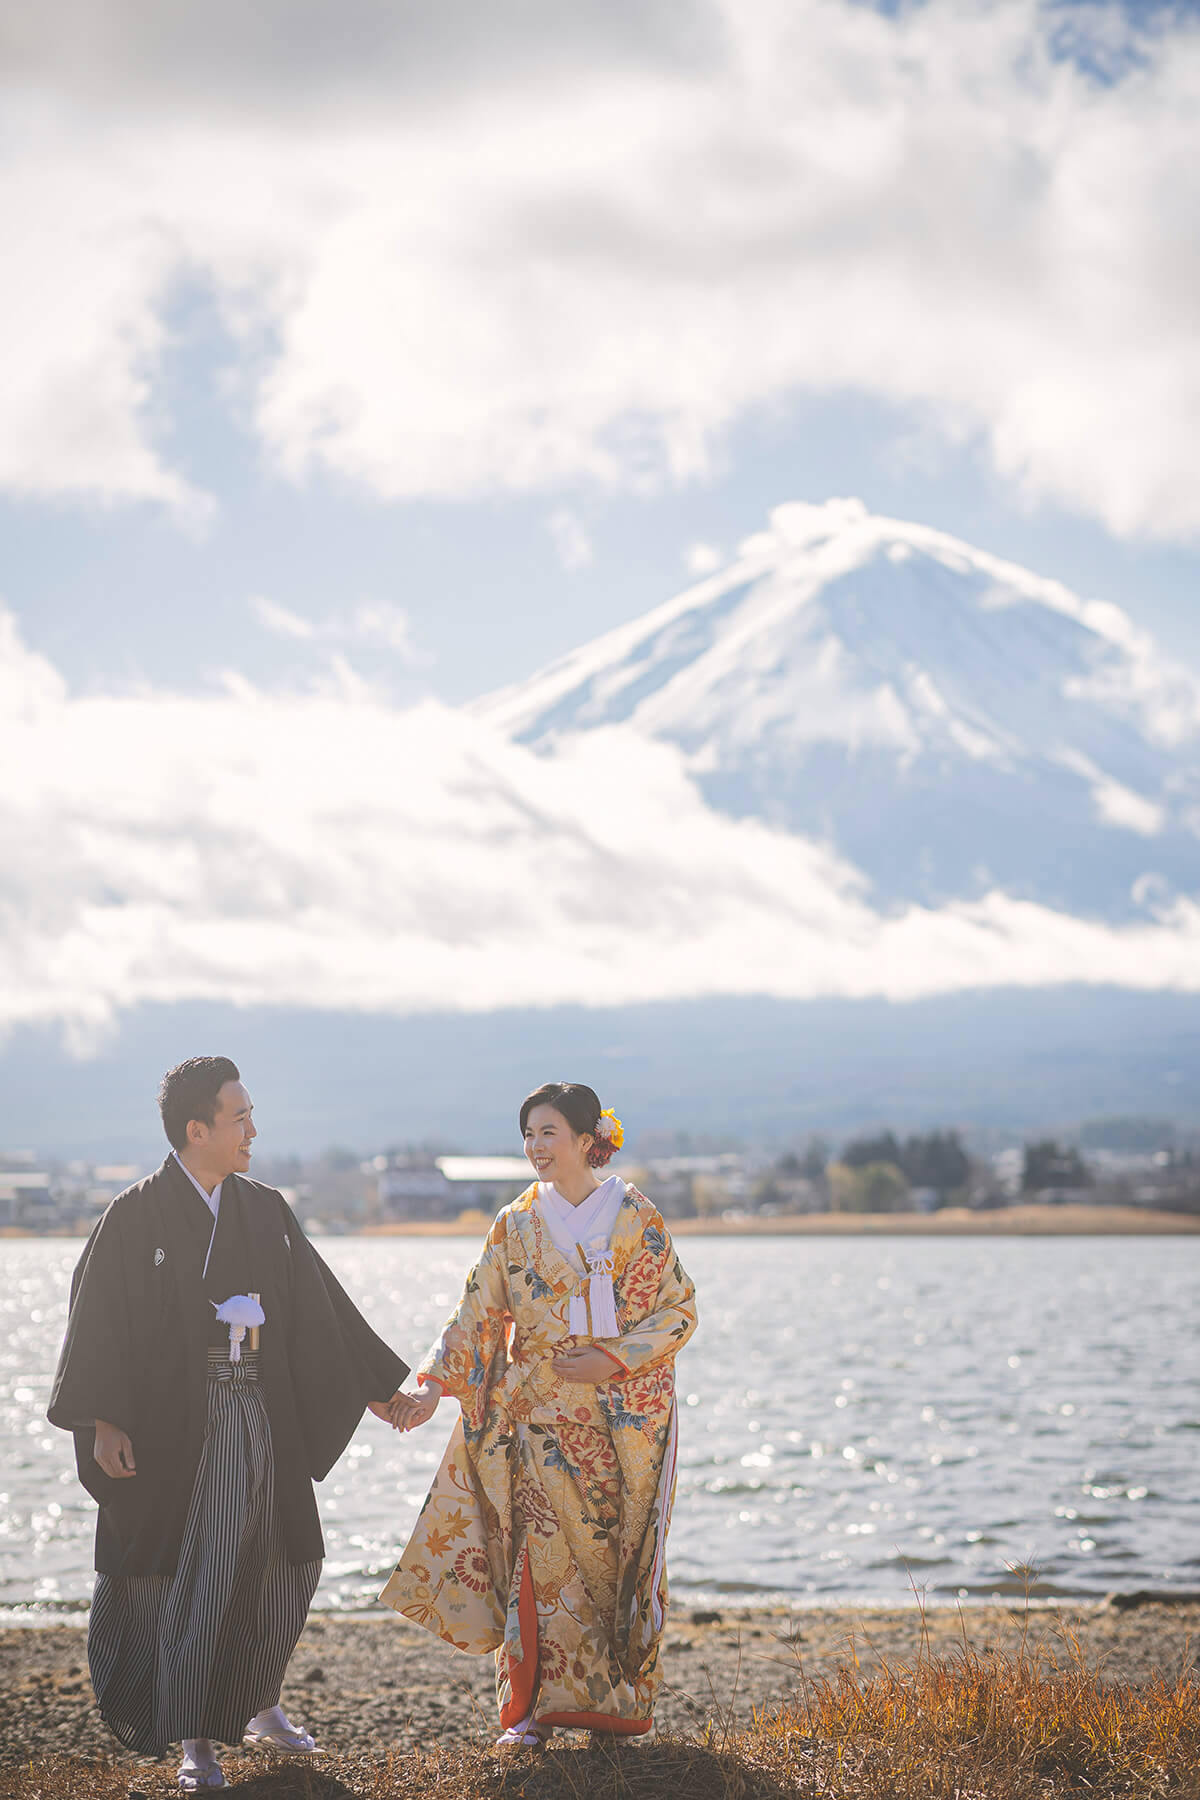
[{"left": 186, "top": 1117, "right": 207, "bottom": 1146}]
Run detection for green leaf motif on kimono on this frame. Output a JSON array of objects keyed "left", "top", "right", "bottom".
[
  {"left": 526, "top": 1269, "right": 553, "bottom": 1300},
  {"left": 642, "top": 1224, "right": 667, "bottom": 1254},
  {"left": 607, "top": 1405, "right": 649, "bottom": 1431}
]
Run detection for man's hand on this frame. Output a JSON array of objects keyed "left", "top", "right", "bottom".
[
  {"left": 367, "top": 1394, "right": 406, "bottom": 1427},
  {"left": 93, "top": 1420, "right": 136, "bottom": 1480},
  {"left": 551, "top": 1347, "right": 624, "bottom": 1385}
]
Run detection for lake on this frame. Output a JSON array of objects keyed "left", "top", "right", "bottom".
[{"left": 2, "top": 1233, "right": 1198, "bottom": 1618}]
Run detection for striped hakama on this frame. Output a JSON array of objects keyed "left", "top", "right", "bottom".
[{"left": 88, "top": 1350, "right": 320, "bottom": 1756}]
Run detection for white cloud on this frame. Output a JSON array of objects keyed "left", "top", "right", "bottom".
[
  {"left": 0, "top": 2, "right": 1197, "bottom": 537},
  {"left": 251, "top": 596, "right": 316, "bottom": 640},
  {"left": 685, "top": 542, "right": 723, "bottom": 576},
  {"left": 250, "top": 595, "right": 428, "bottom": 663},
  {"left": 2, "top": 603, "right": 1199, "bottom": 1046},
  {"left": 547, "top": 509, "right": 594, "bottom": 572}
]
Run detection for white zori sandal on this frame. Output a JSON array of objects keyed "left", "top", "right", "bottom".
[
  {"left": 495, "top": 1716, "right": 552, "bottom": 1754},
  {"left": 242, "top": 1706, "right": 319, "bottom": 1754},
  {"left": 178, "top": 1741, "right": 225, "bottom": 1790}
]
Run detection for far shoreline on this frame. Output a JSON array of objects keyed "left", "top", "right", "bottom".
[
  {"left": 5, "top": 1204, "right": 1199, "bottom": 1242},
  {"left": 361, "top": 1203, "right": 1199, "bottom": 1237}
]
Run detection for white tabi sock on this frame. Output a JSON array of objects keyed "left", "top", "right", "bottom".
[{"left": 180, "top": 1739, "right": 219, "bottom": 1773}]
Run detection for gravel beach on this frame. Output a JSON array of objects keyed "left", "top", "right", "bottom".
[{"left": 4, "top": 1597, "right": 1199, "bottom": 1771}]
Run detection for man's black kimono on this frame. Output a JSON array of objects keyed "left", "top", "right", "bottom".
[{"left": 49, "top": 1156, "right": 409, "bottom": 1578}]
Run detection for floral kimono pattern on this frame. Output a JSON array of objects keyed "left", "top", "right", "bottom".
[{"left": 380, "top": 1185, "right": 696, "bottom": 1733}]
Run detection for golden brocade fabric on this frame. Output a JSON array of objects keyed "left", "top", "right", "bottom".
[{"left": 380, "top": 1184, "right": 697, "bottom": 1732}]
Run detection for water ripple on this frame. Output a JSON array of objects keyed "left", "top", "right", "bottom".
[{"left": 2, "top": 1234, "right": 1200, "bottom": 1612}]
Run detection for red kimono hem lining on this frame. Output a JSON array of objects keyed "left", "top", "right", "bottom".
[
  {"left": 497, "top": 1552, "right": 540, "bottom": 1730},
  {"left": 536, "top": 1712, "right": 652, "bottom": 1735}
]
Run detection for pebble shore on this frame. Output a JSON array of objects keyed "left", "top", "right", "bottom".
[{"left": 3, "top": 1597, "right": 1199, "bottom": 1770}]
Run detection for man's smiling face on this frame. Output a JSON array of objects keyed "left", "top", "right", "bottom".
[{"left": 190, "top": 1079, "right": 257, "bottom": 1179}]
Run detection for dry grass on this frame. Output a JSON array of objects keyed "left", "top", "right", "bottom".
[{"left": 8, "top": 1597, "right": 1200, "bottom": 1800}]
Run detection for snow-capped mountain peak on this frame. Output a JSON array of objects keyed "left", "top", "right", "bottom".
[{"left": 479, "top": 499, "right": 1200, "bottom": 917}]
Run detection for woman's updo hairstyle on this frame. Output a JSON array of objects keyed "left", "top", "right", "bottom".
[{"left": 520, "top": 1082, "right": 615, "bottom": 1167}]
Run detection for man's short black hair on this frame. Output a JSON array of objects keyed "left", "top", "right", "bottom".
[{"left": 158, "top": 1057, "right": 241, "bottom": 1152}]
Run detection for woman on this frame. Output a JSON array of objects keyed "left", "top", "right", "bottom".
[{"left": 381, "top": 1082, "right": 697, "bottom": 1750}]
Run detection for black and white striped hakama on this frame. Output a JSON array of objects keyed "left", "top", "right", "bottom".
[{"left": 88, "top": 1351, "right": 320, "bottom": 1756}]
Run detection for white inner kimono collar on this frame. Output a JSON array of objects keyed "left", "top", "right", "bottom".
[{"left": 537, "top": 1175, "right": 626, "bottom": 1273}]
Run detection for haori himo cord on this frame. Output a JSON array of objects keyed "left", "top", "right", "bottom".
[
  {"left": 382, "top": 1081, "right": 697, "bottom": 1752},
  {"left": 48, "top": 1056, "right": 419, "bottom": 1792}
]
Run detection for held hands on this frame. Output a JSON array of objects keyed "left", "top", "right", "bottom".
[
  {"left": 551, "top": 1346, "right": 623, "bottom": 1385},
  {"left": 94, "top": 1419, "right": 136, "bottom": 1480},
  {"left": 367, "top": 1387, "right": 441, "bottom": 1432},
  {"left": 396, "top": 1386, "right": 441, "bottom": 1431}
]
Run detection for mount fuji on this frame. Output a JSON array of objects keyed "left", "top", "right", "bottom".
[
  {"left": 482, "top": 499, "right": 1200, "bottom": 922},
  {"left": 4, "top": 499, "right": 1200, "bottom": 1156}
]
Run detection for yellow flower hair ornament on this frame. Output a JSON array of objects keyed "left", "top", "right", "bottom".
[{"left": 587, "top": 1108, "right": 625, "bottom": 1168}]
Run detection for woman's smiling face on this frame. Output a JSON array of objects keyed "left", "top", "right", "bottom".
[{"left": 523, "top": 1103, "right": 592, "bottom": 1185}]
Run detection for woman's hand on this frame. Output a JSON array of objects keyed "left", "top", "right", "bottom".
[
  {"left": 551, "top": 1346, "right": 624, "bottom": 1385},
  {"left": 397, "top": 1386, "right": 442, "bottom": 1431}
]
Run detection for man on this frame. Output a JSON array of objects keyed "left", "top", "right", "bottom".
[{"left": 49, "top": 1057, "right": 414, "bottom": 1791}]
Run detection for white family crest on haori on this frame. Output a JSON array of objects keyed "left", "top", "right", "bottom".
[
  {"left": 283, "top": 1233, "right": 291, "bottom": 1250},
  {"left": 212, "top": 1294, "right": 266, "bottom": 1362},
  {"left": 154, "top": 1247, "right": 165, "bottom": 1267}
]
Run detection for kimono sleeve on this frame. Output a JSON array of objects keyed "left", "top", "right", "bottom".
[
  {"left": 602, "top": 1217, "right": 697, "bottom": 1379},
  {"left": 417, "top": 1215, "right": 512, "bottom": 1434},
  {"left": 279, "top": 1198, "right": 410, "bottom": 1480},
  {"left": 48, "top": 1203, "right": 138, "bottom": 1437},
  {"left": 303, "top": 1231, "right": 410, "bottom": 1403}
]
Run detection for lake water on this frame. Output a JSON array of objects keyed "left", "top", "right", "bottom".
[{"left": 3, "top": 1233, "right": 1199, "bottom": 1619}]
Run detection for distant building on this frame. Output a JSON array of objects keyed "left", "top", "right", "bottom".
[
  {"left": 372, "top": 1152, "right": 531, "bottom": 1220},
  {"left": 374, "top": 1154, "right": 455, "bottom": 1221},
  {"left": 436, "top": 1156, "right": 532, "bottom": 1215},
  {"left": 0, "top": 1167, "right": 53, "bottom": 1230}
]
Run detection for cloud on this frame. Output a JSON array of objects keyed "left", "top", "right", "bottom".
[
  {"left": 2, "top": 602, "right": 1199, "bottom": 1047},
  {"left": 547, "top": 509, "right": 594, "bottom": 572},
  {"left": 685, "top": 542, "right": 724, "bottom": 576},
  {"left": 251, "top": 596, "right": 429, "bottom": 663},
  {"left": 251, "top": 596, "right": 316, "bottom": 640},
  {"left": 0, "top": 1, "right": 1197, "bottom": 537}
]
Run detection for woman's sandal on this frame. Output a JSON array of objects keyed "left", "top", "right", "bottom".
[{"left": 495, "top": 1721, "right": 551, "bottom": 1755}]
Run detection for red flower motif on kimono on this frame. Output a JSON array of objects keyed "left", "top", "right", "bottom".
[
  {"left": 537, "top": 1636, "right": 568, "bottom": 1682},
  {"left": 452, "top": 1546, "right": 493, "bottom": 1593},
  {"left": 619, "top": 1250, "right": 664, "bottom": 1319},
  {"left": 515, "top": 1478, "right": 559, "bottom": 1540},
  {"left": 557, "top": 1428, "right": 618, "bottom": 1480}
]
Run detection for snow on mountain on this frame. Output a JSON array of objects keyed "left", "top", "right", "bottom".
[{"left": 480, "top": 499, "right": 1200, "bottom": 917}]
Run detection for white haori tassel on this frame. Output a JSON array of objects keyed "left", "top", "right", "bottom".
[{"left": 213, "top": 1294, "right": 265, "bottom": 1362}]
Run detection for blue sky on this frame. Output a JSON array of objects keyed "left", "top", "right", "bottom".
[
  {"left": 2, "top": 0, "right": 1199, "bottom": 1049},
  {"left": 3, "top": 0, "right": 1199, "bottom": 707},
  {"left": 8, "top": 292, "right": 1200, "bottom": 707}
]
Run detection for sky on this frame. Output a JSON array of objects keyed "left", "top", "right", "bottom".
[{"left": 2, "top": 0, "right": 1199, "bottom": 1050}]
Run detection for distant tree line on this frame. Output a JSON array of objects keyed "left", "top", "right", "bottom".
[{"left": 840, "top": 1130, "right": 970, "bottom": 1195}]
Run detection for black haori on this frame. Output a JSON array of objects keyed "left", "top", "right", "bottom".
[
  {"left": 48, "top": 1157, "right": 408, "bottom": 1752},
  {"left": 49, "top": 1157, "right": 408, "bottom": 1576},
  {"left": 88, "top": 1351, "right": 320, "bottom": 1754}
]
